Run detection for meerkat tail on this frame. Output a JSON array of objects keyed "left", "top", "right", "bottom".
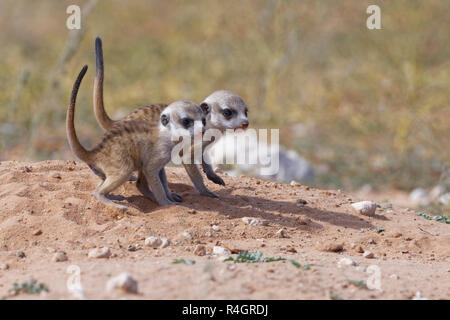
[
  {"left": 94, "top": 37, "right": 115, "bottom": 131},
  {"left": 66, "top": 65, "right": 93, "bottom": 163}
]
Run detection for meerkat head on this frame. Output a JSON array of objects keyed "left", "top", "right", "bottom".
[
  {"left": 200, "top": 90, "right": 249, "bottom": 132},
  {"left": 160, "top": 100, "right": 206, "bottom": 142}
]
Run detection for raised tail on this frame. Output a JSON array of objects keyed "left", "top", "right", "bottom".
[
  {"left": 93, "top": 37, "right": 115, "bottom": 131},
  {"left": 66, "top": 65, "right": 92, "bottom": 163}
]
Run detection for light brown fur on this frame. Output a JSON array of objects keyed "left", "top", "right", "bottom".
[
  {"left": 67, "top": 65, "right": 205, "bottom": 210},
  {"left": 92, "top": 37, "right": 250, "bottom": 197}
]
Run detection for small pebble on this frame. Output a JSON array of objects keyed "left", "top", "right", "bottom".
[
  {"left": 88, "top": 247, "right": 111, "bottom": 259},
  {"left": 351, "top": 201, "right": 377, "bottom": 216},
  {"left": 17, "top": 251, "right": 26, "bottom": 258},
  {"left": 276, "top": 228, "right": 287, "bottom": 238},
  {"left": 337, "top": 257, "right": 357, "bottom": 268},
  {"left": 106, "top": 273, "right": 138, "bottom": 294},
  {"left": 145, "top": 236, "right": 162, "bottom": 248},
  {"left": 33, "top": 229, "right": 43, "bottom": 236},
  {"left": 212, "top": 225, "right": 220, "bottom": 231},
  {"left": 0, "top": 263, "right": 9, "bottom": 270},
  {"left": 53, "top": 252, "right": 68, "bottom": 262},
  {"left": 213, "top": 246, "right": 231, "bottom": 255},
  {"left": 363, "top": 251, "right": 375, "bottom": 259},
  {"left": 194, "top": 245, "right": 206, "bottom": 256}
]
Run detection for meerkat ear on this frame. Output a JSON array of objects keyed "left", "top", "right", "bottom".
[
  {"left": 161, "top": 114, "right": 170, "bottom": 126},
  {"left": 200, "top": 102, "right": 211, "bottom": 115}
]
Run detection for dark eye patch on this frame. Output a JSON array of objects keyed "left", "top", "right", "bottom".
[
  {"left": 222, "top": 108, "right": 234, "bottom": 119},
  {"left": 181, "top": 118, "right": 193, "bottom": 128}
]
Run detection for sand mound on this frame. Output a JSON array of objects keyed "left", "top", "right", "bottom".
[{"left": 0, "top": 160, "right": 448, "bottom": 299}]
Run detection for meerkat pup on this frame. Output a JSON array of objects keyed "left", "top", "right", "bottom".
[
  {"left": 67, "top": 65, "right": 205, "bottom": 210},
  {"left": 92, "top": 37, "right": 249, "bottom": 200}
]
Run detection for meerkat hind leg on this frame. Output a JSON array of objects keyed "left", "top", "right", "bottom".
[{"left": 93, "top": 172, "right": 132, "bottom": 211}]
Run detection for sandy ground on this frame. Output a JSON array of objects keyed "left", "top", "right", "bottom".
[{"left": 0, "top": 160, "right": 449, "bottom": 300}]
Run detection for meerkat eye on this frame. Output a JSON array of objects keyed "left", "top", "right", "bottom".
[
  {"left": 244, "top": 109, "right": 248, "bottom": 117},
  {"left": 181, "top": 118, "right": 193, "bottom": 128},
  {"left": 222, "top": 108, "right": 232, "bottom": 118}
]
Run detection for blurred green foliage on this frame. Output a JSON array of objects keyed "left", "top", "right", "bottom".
[{"left": 0, "top": 0, "right": 449, "bottom": 191}]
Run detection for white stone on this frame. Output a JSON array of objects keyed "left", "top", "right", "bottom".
[
  {"left": 53, "top": 252, "right": 68, "bottom": 262},
  {"left": 88, "top": 247, "right": 111, "bottom": 259},
  {"left": 409, "top": 188, "right": 430, "bottom": 206},
  {"left": 276, "top": 228, "right": 287, "bottom": 238},
  {"left": 212, "top": 225, "right": 220, "bottom": 231},
  {"left": 430, "top": 185, "right": 446, "bottom": 200},
  {"left": 438, "top": 193, "right": 450, "bottom": 206},
  {"left": 242, "top": 217, "right": 266, "bottom": 226},
  {"left": 363, "top": 251, "right": 375, "bottom": 259},
  {"left": 159, "top": 237, "right": 170, "bottom": 248},
  {"left": 351, "top": 201, "right": 377, "bottom": 216},
  {"left": 213, "top": 246, "right": 231, "bottom": 255},
  {"left": 337, "top": 257, "right": 357, "bottom": 268},
  {"left": 181, "top": 231, "right": 192, "bottom": 240},
  {"left": 145, "top": 236, "right": 162, "bottom": 248},
  {"left": 412, "top": 291, "right": 428, "bottom": 300},
  {"left": 106, "top": 273, "right": 138, "bottom": 294}
]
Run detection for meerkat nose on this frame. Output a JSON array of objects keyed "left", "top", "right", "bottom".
[{"left": 241, "top": 120, "right": 249, "bottom": 129}]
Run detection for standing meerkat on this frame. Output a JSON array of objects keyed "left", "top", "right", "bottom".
[
  {"left": 67, "top": 65, "right": 206, "bottom": 210},
  {"left": 93, "top": 37, "right": 249, "bottom": 200}
]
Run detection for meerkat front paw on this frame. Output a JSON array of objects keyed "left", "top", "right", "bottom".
[
  {"left": 170, "top": 192, "right": 183, "bottom": 202},
  {"left": 206, "top": 172, "right": 225, "bottom": 186}
]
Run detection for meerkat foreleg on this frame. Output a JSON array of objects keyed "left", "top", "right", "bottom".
[
  {"left": 142, "top": 164, "right": 177, "bottom": 206},
  {"left": 136, "top": 169, "right": 157, "bottom": 202},
  {"left": 201, "top": 156, "right": 225, "bottom": 186},
  {"left": 183, "top": 163, "right": 219, "bottom": 198},
  {"left": 136, "top": 169, "right": 182, "bottom": 202},
  {"left": 92, "top": 171, "right": 132, "bottom": 211},
  {"left": 159, "top": 168, "right": 183, "bottom": 202}
]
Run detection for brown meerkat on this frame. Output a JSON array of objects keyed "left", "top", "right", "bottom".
[
  {"left": 92, "top": 37, "right": 249, "bottom": 200},
  {"left": 67, "top": 65, "right": 206, "bottom": 210}
]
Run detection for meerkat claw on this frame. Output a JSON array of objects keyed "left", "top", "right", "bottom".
[
  {"left": 170, "top": 192, "right": 183, "bottom": 202},
  {"left": 207, "top": 173, "right": 225, "bottom": 186}
]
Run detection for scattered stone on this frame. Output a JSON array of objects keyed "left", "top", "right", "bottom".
[
  {"left": 354, "top": 245, "right": 364, "bottom": 253},
  {"left": 0, "top": 263, "right": 9, "bottom": 270},
  {"left": 88, "top": 247, "right": 111, "bottom": 259},
  {"left": 286, "top": 247, "right": 297, "bottom": 253},
  {"left": 53, "top": 252, "right": 68, "bottom": 262},
  {"left": 127, "top": 245, "right": 137, "bottom": 252},
  {"left": 16, "top": 250, "right": 25, "bottom": 258},
  {"left": 187, "top": 209, "right": 197, "bottom": 214},
  {"left": 439, "top": 193, "right": 450, "bottom": 206},
  {"left": 412, "top": 291, "right": 428, "bottom": 300},
  {"left": 242, "top": 217, "right": 266, "bottom": 226},
  {"left": 391, "top": 232, "right": 402, "bottom": 238},
  {"left": 363, "top": 251, "right": 374, "bottom": 259},
  {"left": 194, "top": 245, "right": 206, "bottom": 256},
  {"left": 351, "top": 201, "right": 377, "bottom": 216},
  {"left": 390, "top": 274, "right": 399, "bottom": 280},
  {"left": 409, "top": 188, "right": 430, "bottom": 206},
  {"left": 356, "top": 266, "right": 366, "bottom": 272},
  {"left": 159, "top": 237, "right": 170, "bottom": 248},
  {"left": 337, "top": 257, "right": 357, "bottom": 268},
  {"left": 296, "top": 199, "right": 307, "bottom": 207},
  {"left": 51, "top": 172, "right": 62, "bottom": 179},
  {"left": 106, "top": 273, "right": 138, "bottom": 294},
  {"left": 276, "top": 228, "right": 287, "bottom": 238},
  {"left": 145, "top": 236, "right": 162, "bottom": 248},
  {"left": 181, "top": 231, "right": 192, "bottom": 241},
  {"left": 290, "top": 181, "right": 301, "bottom": 186},
  {"left": 212, "top": 225, "right": 220, "bottom": 231},
  {"left": 33, "top": 229, "right": 43, "bottom": 236},
  {"left": 213, "top": 246, "right": 231, "bottom": 255},
  {"left": 316, "top": 242, "right": 343, "bottom": 253}
]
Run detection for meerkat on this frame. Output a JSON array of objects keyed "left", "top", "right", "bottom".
[
  {"left": 67, "top": 65, "right": 206, "bottom": 210},
  {"left": 92, "top": 37, "right": 249, "bottom": 200}
]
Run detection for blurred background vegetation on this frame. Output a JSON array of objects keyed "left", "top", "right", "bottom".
[{"left": 0, "top": 0, "right": 449, "bottom": 195}]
